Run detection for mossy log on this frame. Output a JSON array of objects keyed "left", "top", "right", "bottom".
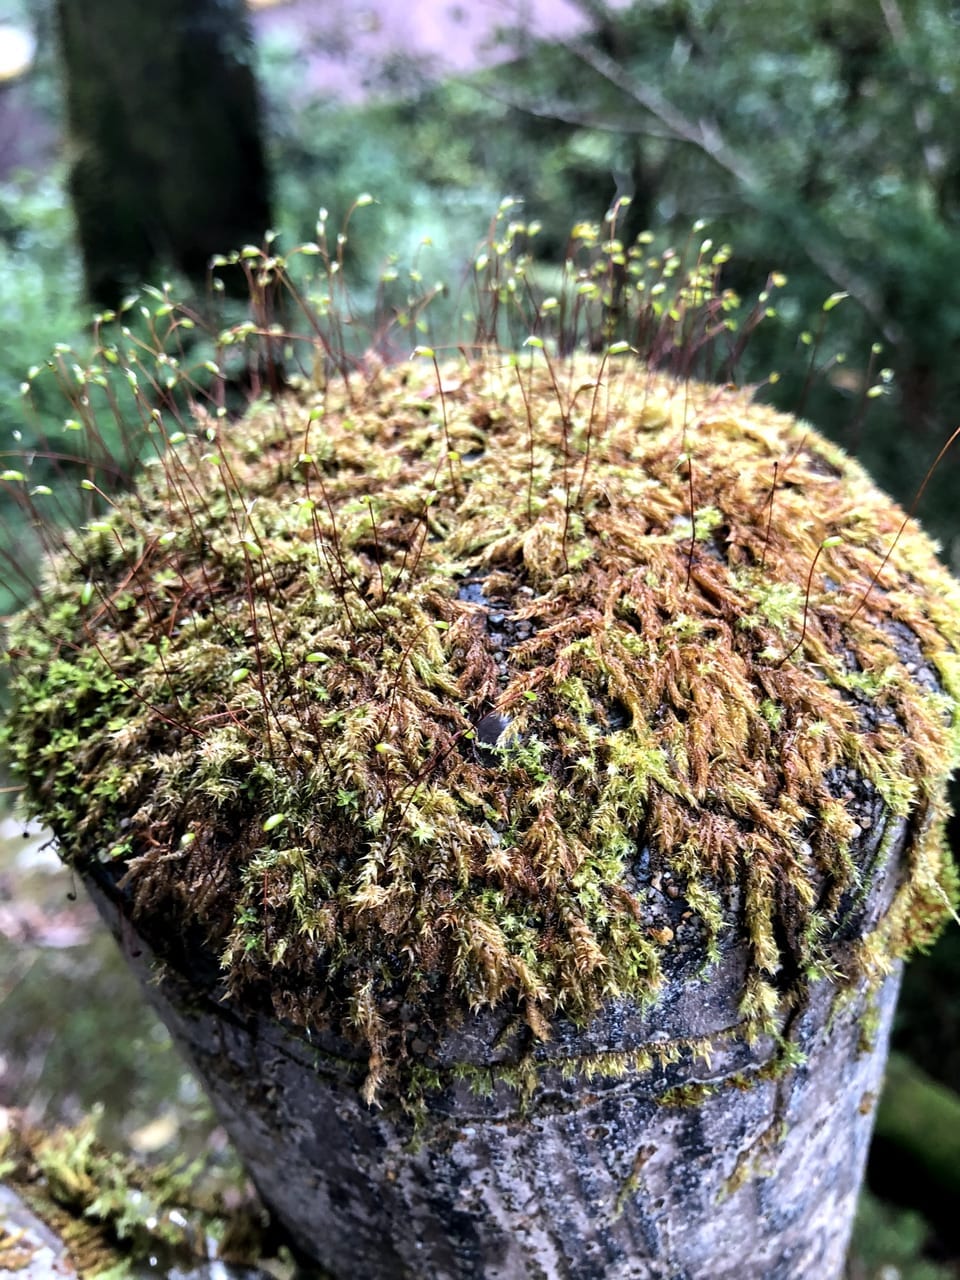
[
  {"left": 5, "top": 355, "right": 960, "bottom": 1278},
  {"left": 85, "top": 876, "right": 903, "bottom": 1280}
]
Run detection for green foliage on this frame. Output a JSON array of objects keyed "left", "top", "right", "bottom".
[
  {"left": 875, "top": 1053, "right": 960, "bottom": 1198},
  {"left": 0, "top": 1107, "right": 264, "bottom": 1276},
  {"left": 257, "top": 34, "right": 498, "bottom": 319},
  {"left": 0, "top": 170, "right": 85, "bottom": 616},
  {"left": 0, "top": 171, "right": 82, "bottom": 388},
  {"left": 851, "top": 1189, "right": 954, "bottom": 1279}
]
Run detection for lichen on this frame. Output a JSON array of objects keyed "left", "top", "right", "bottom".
[{"left": 3, "top": 350, "right": 959, "bottom": 1103}]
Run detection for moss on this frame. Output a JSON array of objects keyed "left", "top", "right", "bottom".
[
  {"left": 3, "top": 350, "right": 960, "bottom": 1103},
  {"left": 0, "top": 1109, "right": 264, "bottom": 1277},
  {"left": 858, "top": 990, "right": 883, "bottom": 1056},
  {"left": 722, "top": 1121, "right": 788, "bottom": 1198}
]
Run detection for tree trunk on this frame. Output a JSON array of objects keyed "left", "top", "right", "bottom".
[
  {"left": 56, "top": 0, "right": 271, "bottom": 307},
  {"left": 84, "top": 808, "right": 906, "bottom": 1280}
]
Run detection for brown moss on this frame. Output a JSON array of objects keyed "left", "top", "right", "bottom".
[{"left": 4, "top": 351, "right": 960, "bottom": 1102}]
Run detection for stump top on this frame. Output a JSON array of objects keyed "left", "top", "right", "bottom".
[{"left": 6, "top": 354, "right": 959, "bottom": 1100}]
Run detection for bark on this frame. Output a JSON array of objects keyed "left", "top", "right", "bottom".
[
  {"left": 84, "top": 801, "right": 909, "bottom": 1280},
  {"left": 56, "top": 0, "right": 272, "bottom": 307}
]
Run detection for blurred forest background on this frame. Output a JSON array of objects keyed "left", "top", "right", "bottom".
[{"left": 0, "top": 0, "right": 958, "bottom": 1275}]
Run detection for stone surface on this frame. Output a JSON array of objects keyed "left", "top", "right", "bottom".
[{"left": 0, "top": 1181, "right": 78, "bottom": 1279}]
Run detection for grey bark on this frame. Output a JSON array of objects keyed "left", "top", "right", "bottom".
[{"left": 84, "top": 797, "right": 906, "bottom": 1280}]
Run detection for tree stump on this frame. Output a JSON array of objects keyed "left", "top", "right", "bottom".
[
  {"left": 85, "top": 875, "right": 903, "bottom": 1279},
  {"left": 6, "top": 354, "right": 960, "bottom": 1279}
]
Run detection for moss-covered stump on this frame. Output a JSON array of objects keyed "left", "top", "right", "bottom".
[{"left": 4, "top": 353, "right": 960, "bottom": 1279}]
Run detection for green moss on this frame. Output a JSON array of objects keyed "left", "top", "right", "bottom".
[
  {"left": 858, "top": 990, "right": 883, "bottom": 1056},
  {"left": 3, "top": 352, "right": 960, "bottom": 1103},
  {"left": 0, "top": 1110, "right": 263, "bottom": 1278}
]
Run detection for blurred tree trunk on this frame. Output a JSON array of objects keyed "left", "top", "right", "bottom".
[{"left": 56, "top": 0, "right": 272, "bottom": 307}]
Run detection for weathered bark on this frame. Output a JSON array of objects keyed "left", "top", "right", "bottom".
[
  {"left": 56, "top": 0, "right": 271, "bottom": 306},
  {"left": 85, "top": 803, "right": 907, "bottom": 1280}
]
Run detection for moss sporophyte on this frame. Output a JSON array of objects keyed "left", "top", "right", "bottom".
[{"left": 3, "top": 346, "right": 959, "bottom": 1105}]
